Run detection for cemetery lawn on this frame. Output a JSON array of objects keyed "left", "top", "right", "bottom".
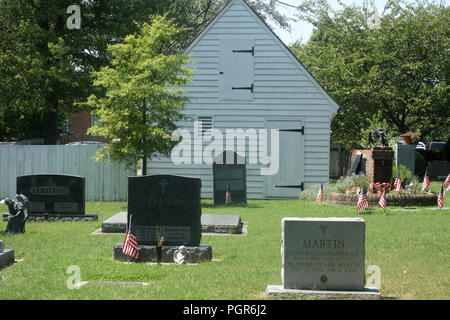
[{"left": 0, "top": 182, "right": 448, "bottom": 300}]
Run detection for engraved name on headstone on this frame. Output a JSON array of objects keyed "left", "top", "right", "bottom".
[
  {"left": 128, "top": 175, "right": 202, "bottom": 246},
  {"left": 16, "top": 174, "right": 85, "bottom": 215},
  {"left": 282, "top": 217, "right": 366, "bottom": 291}
]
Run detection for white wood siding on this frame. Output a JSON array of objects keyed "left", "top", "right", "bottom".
[
  {"left": 0, "top": 145, "right": 135, "bottom": 201},
  {"left": 147, "top": 0, "right": 334, "bottom": 198}
]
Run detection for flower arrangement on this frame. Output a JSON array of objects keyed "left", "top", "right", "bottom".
[
  {"left": 373, "top": 182, "right": 391, "bottom": 195},
  {"left": 401, "top": 131, "right": 420, "bottom": 145},
  {"left": 345, "top": 187, "right": 357, "bottom": 194}
]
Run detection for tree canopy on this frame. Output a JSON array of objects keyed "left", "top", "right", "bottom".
[
  {"left": 86, "top": 16, "right": 192, "bottom": 174},
  {"left": 0, "top": 0, "right": 290, "bottom": 144},
  {"left": 292, "top": 0, "right": 449, "bottom": 146}
]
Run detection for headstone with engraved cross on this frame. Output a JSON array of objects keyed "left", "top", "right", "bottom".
[{"left": 127, "top": 175, "right": 202, "bottom": 246}]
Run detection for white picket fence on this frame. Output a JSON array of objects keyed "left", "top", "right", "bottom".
[{"left": 0, "top": 145, "right": 136, "bottom": 201}]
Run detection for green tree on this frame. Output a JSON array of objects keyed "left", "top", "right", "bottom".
[
  {"left": 0, "top": 0, "right": 289, "bottom": 144},
  {"left": 0, "top": 0, "right": 174, "bottom": 143},
  {"left": 86, "top": 16, "right": 192, "bottom": 175},
  {"left": 292, "top": 1, "right": 449, "bottom": 145}
]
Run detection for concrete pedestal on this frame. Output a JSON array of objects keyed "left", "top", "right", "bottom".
[
  {"left": 113, "top": 243, "right": 212, "bottom": 263},
  {"left": 266, "top": 285, "right": 380, "bottom": 300}
]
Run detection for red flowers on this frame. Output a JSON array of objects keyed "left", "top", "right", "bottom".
[{"left": 373, "top": 182, "right": 391, "bottom": 195}]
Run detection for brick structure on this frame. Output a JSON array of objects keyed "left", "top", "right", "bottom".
[
  {"left": 348, "top": 147, "right": 394, "bottom": 193},
  {"left": 61, "top": 111, "right": 108, "bottom": 144}
]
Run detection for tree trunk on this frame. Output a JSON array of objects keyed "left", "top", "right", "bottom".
[
  {"left": 43, "top": 95, "right": 58, "bottom": 145},
  {"left": 142, "top": 156, "right": 147, "bottom": 176},
  {"left": 141, "top": 98, "right": 147, "bottom": 175}
]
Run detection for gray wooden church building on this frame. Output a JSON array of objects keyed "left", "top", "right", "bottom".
[{"left": 148, "top": 0, "right": 339, "bottom": 199}]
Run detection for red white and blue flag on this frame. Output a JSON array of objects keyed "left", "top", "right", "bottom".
[
  {"left": 394, "top": 173, "right": 402, "bottom": 194},
  {"left": 422, "top": 170, "right": 430, "bottom": 192},
  {"left": 444, "top": 173, "right": 450, "bottom": 191},
  {"left": 438, "top": 185, "right": 444, "bottom": 210},
  {"left": 357, "top": 187, "right": 369, "bottom": 212},
  {"left": 379, "top": 190, "right": 387, "bottom": 213},
  {"left": 226, "top": 184, "right": 232, "bottom": 204},
  {"left": 316, "top": 183, "right": 324, "bottom": 202},
  {"left": 123, "top": 215, "right": 140, "bottom": 259}
]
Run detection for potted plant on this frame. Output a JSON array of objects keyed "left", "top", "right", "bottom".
[{"left": 401, "top": 131, "right": 420, "bottom": 145}]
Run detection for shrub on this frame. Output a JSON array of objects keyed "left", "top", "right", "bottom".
[
  {"left": 335, "top": 176, "right": 354, "bottom": 193},
  {"left": 393, "top": 164, "right": 414, "bottom": 186},
  {"left": 405, "top": 175, "right": 423, "bottom": 194},
  {"left": 301, "top": 174, "right": 371, "bottom": 200},
  {"left": 300, "top": 183, "right": 335, "bottom": 201},
  {"left": 351, "top": 175, "right": 370, "bottom": 190}
]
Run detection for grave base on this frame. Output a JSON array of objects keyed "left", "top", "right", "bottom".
[
  {"left": 201, "top": 214, "right": 242, "bottom": 234},
  {"left": 113, "top": 243, "right": 212, "bottom": 263},
  {"left": 0, "top": 249, "right": 15, "bottom": 269},
  {"left": 266, "top": 285, "right": 380, "bottom": 300},
  {"left": 2, "top": 213, "right": 98, "bottom": 222},
  {"left": 101, "top": 212, "right": 243, "bottom": 235}
]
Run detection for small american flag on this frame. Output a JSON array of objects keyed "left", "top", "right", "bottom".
[
  {"left": 422, "top": 170, "right": 430, "bottom": 192},
  {"left": 444, "top": 173, "right": 450, "bottom": 191},
  {"left": 225, "top": 184, "right": 232, "bottom": 204},
  {"left": 438, "top": 185, "right": 444, "bottom": 210},
  {"left": 316, "top": 184, "right": 324, "bottom": 202},
  {"left": 357, "top": 187, "right": 369, "bottom": 212},
  {"left": 378, "top": 190, "right": 387, "bottom": 213},
  {"left": 394, "top": 173, "right": 402, "bottom": 194},
  {"left": 123, "top": 215, "right": 139, "bottom": 260}
]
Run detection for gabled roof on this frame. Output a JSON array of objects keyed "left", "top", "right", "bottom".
[{"left": 183, "top": 0, "right": 340, "bottom": 118}]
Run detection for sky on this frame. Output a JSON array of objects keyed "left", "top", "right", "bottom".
[{"left": 271, "top": 0, "right": 449, "bottom": 45}]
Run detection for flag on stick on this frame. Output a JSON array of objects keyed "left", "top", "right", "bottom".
[
  {"left": 444, "top": 173, "right": 450, "bottom": 191},
  {"left": 379, "top": 190, "right": 387, "bottom": 213},
  {"left": 394, "top": 173, "right": 402, "bottom": 194},
  {"left": 438, "top": 185, "right": 444, "bottom": 212},
  {"left": 316, "top": 184, "right": 324, "bottom": 202},
  {"left": 123, "top": 215, "right": 140, "bottom": 259},
  {"left": 422, "top": 170, "right": 430, "bottom": 192},
  {"left": 357, "top": 187, "right": 369, "bottom": 212},
  {"left": 225, "top": 184, "right": 232, "bottom": 204}
]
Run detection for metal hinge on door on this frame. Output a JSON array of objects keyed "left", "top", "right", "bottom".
[
  {"left": 275, "top": 182, "right": 304, "bottom": 191},
  {"left": 278, "top": 127, "right": 305, "bottom": 135},
  {"left": 232, "top": 46, "right": 254, "bottom": 56},
  {"left": 232, "top": 83, "right": 254, "bottom": 93}
]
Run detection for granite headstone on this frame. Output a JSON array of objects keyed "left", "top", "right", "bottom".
[
  {"left": 17, "top": 174, "right": 85, "bottom": 215},
  {"left": 127, "top": 175, "right": 202, "bottom": 246},
  {"left": 213, "top": 151, "right": 247, "bottom": 204},
  {"left": 281, "top": 217, "right": 366, "bottom": 291},
  {"left": 0, "top": 240, "right": 15, "bottom": 269}
]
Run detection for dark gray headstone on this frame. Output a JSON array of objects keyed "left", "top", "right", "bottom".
[
  {"left": 213, "top": 151, "right": 246, "bottom": 204},
  {"left": 395, "top": 144, "right": 416, "bottom": 174},
  {"left": 128, "top": 175, "right": 202, "bottom": 246},
  {"left": 17, "top": 174, "right": 85, "bottom": 215},
  {"left": 427, "top": 160, "right": 450, "bottom": 179},
  {"left": 0, "top": 240, "right": 14, "bottom": 269}
]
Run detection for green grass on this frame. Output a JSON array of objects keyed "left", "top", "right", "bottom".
[{"left": 0, "top": 182, "right": 449, "bottom": 300}]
